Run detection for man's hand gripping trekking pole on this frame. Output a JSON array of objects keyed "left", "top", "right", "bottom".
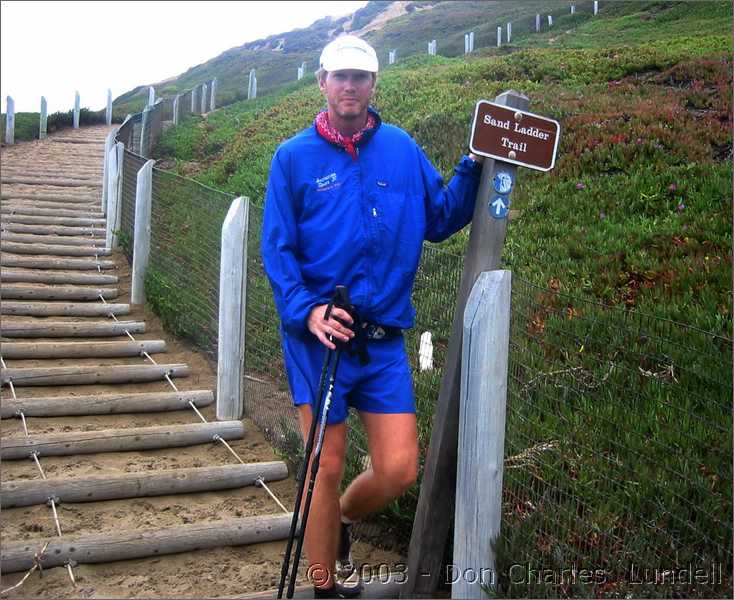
[{"left": 278, "top": 286, "right": 357, "bottom": 599}]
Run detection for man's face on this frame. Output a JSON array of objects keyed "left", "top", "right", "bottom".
[{"left": 319, "top": 69, "right": 375, "bottom": 121}]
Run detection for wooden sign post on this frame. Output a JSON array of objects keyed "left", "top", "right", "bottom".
[{"left": 403, "top": 90, "right": 559, "bottom": 598}]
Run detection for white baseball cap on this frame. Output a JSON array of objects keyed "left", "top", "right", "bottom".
[{"left": 319, "top": 35, "right": 379, "bottom": 73}]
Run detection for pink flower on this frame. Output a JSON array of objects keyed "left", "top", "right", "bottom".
[
  {"left": 576, "top": 182, "right": 586, "bottom": 190},
  {"left": 636, "top": 138, "right": 643, "bottom": 145},
  {"left": 676, "top": 203, "right": 685, "bottom": 212},
  {"left": 668, "top": 183, "right": 677, "bottom": 193}
]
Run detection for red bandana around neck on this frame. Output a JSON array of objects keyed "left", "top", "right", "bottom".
[{"left": 315, "top": 110, "right": 376, "bottom": 160}]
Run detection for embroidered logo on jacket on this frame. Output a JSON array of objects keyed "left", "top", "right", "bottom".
[{"left": 315, "top": 172, "right": 341, "bottom": 192}]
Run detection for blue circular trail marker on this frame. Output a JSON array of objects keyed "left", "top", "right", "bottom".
[
  {"left": 493, "top": 170, "right": 514, "bottom": 195},
  {"left": 488, "top": 194, "right": 509, "bottom": 219}
]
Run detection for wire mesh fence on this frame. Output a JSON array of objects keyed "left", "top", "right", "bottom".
[
  {"left": 498, "top": 277, "right": 732, "bottom": 597},
  {"left": 118, "top": 149, "right": 148, "bottom": 263},
  {"left": 144, "top": 168, "right": 234, "bottom": 363}
]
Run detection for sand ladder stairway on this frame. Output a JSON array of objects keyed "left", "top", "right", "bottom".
[{"left": 0, "top": 125, "right": 294, "bottom": 592}]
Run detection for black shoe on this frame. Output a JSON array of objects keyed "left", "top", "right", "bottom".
[
  {"left": 313, "top": 581, "right": 363, "bottom": 599},
  {"left": 336, "top": 521, "right": 355, "bottom": 577}
]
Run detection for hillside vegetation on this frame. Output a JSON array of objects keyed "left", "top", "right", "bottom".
[
  {"left": 155, "top": 1, "right": 732, "bottom": 336},
  {"left": 113, "top": 0, "right": 704, "bottom": 116}
]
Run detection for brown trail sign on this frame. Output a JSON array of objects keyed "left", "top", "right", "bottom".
[{"left": 403, "top": 90, "right": 559, "bottom": 598}]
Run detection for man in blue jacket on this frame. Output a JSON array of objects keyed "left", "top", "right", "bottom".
[{"left": 262, "top": 35, "right": 484, "bottom": 598}]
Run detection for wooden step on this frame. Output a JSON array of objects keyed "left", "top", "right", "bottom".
[
  {"left": 0, "top": 513, "right": 290, "bottom": 573},
  {"left": 1, "top": 254, "right": 115, "bottom": 270},
  {"left": 1, "top": 284, "right": 117, "bottom": 301},
  {"left": 1, "top": 214, "right": 105, "bottom": 226},
  {"left": 0, "top": 340, "right": 166, "bottom": 359},
  {"left": 1, "top": 462, "right": 287, "bottom": 508},
  {"left": 1, "top": 193, "right": 99, "bottom": 204},
  {"left": 0, "top": 389, "right": 213, "bottom": 418},
  {"left": 2, "top": 304, "right": 130, "bottom": 320},
  {"left": 1, "top": 232, "right": 106, "bottom": 247},
  {"left": 0, "top": 269, "right": 117, "bottom": 285},
  {"left": 1, "top": 241, "right": 111, "bottom": 256},
  {"left": 3, "top": 200, "right": 101, "bottom": 212},
  {"left": 2, "top": 223, "right": 106, "bottom": 236},
  {"left": 2, "top": 206, "right": 104, "bottom": 218},
  {"left": 1, "top": 319, "right": 139, "bottom": 335},
  {"left": 1, "top": 363, "right": 190, "bottom": 387},
  {"left": 1, "top": 177, "right": 102, "bottom": 188},
  {"left": 1, "top": 420, "right": 242, "bottom": 459}
]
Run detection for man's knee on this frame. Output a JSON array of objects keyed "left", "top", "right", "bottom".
[{"left": 375, "top": 456, "right": 418, "bottom": 495}]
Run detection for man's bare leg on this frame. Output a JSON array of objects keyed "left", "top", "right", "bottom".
[
  {"left": 339, "top": 412, "right": 419, "bottom": 521},
  {"left": 297, "top": 404, "right": 348, "bottom": 589}
]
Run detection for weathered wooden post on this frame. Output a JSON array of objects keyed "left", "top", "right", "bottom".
[
  {"left": 191, "top": 86, "right": 198, "bottom": 114},
  {"left": 402, "top": 90, "right": 560, "bottom": 598},
  {"left": 148, "top": 86, "right": 155, "bottom": 107},
  {"left": 5, "top": 96, "right": 14, "bottom": 145},
  {"left": 140, "top": 106, "right": 150, "bottom": 157},
  {"left": 548, "top": 15, "right": 554, "bottom": 27},
  {"left": 594, "top": 1, "right": 599, "bottom": 15},
  {"left": 452, "top": 270, "right": 511, "bottom": 599},
  {"left": 497, "top": 26, "right": 502, "bottom": 47},
  {"left": 217, "top": 196, "right": 250, "bottom": 420},
  {"left": 105, "top": 142, "right": 125, "bottom": 250},
  {"left": 39, "top": 96, "right": 48, "bottom": 140},
  {"left": 131, "top": 160, "right": 155, "bottom": 304},
  {"left": 101, "top": 129, "right": 117, "bottom": 214},
  {"left": 73, "top": 91, "right": 80, "bottom": 128},
  {"left": 106, "top": 89, "right": 112, "bottom": 125},
  {"left": 248, "top": 70, "right": 257, "bottom": 100},
  {"left": 200, "top": 83, "right": 208, "bottom": 114},
  {"left": 507, "top": 22, "right": 512, "bottom": 43},
  {"left": 210, "top": 78, "right": 217, "bottom": 111},
  {"left": 535, "top": 13, "right": 540, "bottom": 31}
]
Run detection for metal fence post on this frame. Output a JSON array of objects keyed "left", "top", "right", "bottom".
[
  {"left": 73, "top": 91, "right": 80, "bottom": 128},
  {"left": 464, "top": 33, "right": 469, "bottom": 54},
  {"left": 497, "top": 26, "right": 502, "bottom": 47},
  {"left": 201, "top": 83, "right": 207, "bottom": 114},
  {"left": 39, "top": 96, "right": 48, "bottom": 140},
  {"left": 536, "top": 13, "right": 540, "bottom": 31},
  {"left": 5, "top": 96, "right": 14, "bottom": 145},
  {"left": 217, "top": 196, "right": 250, "bottom": 420},
  {"left": 548, "top": 15, "right": 553, "bottom": 27},
  {"left": 571, "top": 4, "right": 576, "bottom": 14},
  {"left": 105, "top": 142, "right": 124, "bottom": 249},
  {"left": 507, "top": 22, "right": 512, "bottom": 43},
  {"left": 131, "top": 160, "right": 156, "bottom": 304},
  {"left": 452, "top": 270, "right": 511, "bottom": 600},
  {"left": 191, "top": 86, "right": 198, "bottom": 114},
  {"left": 106, "top": 89, "right": 112, "bottom": 125},
  {"left": 173, "top": 94, "right": 180, "bottom": 125},
  {"left": 469, "top": 31, "right": 474, "bottom": 52},
  {"left": 594, "top": 1, "right": 599, "bottom": 15},
  {"left": 148, "top": 86, "right": 155, "bottom": 107}
]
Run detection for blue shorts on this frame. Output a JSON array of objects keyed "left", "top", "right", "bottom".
[{"left": 281, "top": 331, "right": 416, "bottom": 425}]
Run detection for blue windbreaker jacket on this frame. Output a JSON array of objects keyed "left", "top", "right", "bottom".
[{"left": 262, "top": 108, "right": 482, "bottom": 339}]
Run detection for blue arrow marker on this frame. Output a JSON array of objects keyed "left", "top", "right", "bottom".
[{"left": 488, "top": 194, "right": 509, "bottom": 219}]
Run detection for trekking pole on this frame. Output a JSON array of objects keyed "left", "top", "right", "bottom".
[{"left": 278, "top": 285, "right": 353, "bottom": 598}]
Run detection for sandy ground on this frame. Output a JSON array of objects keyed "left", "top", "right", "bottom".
[{"left": 0, "top": 126, "right": 404, "bottom": 598}]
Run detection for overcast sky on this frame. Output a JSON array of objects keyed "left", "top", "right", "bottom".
[{"left": 1, "top": 0, "right": 368, "bottom": 113}]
